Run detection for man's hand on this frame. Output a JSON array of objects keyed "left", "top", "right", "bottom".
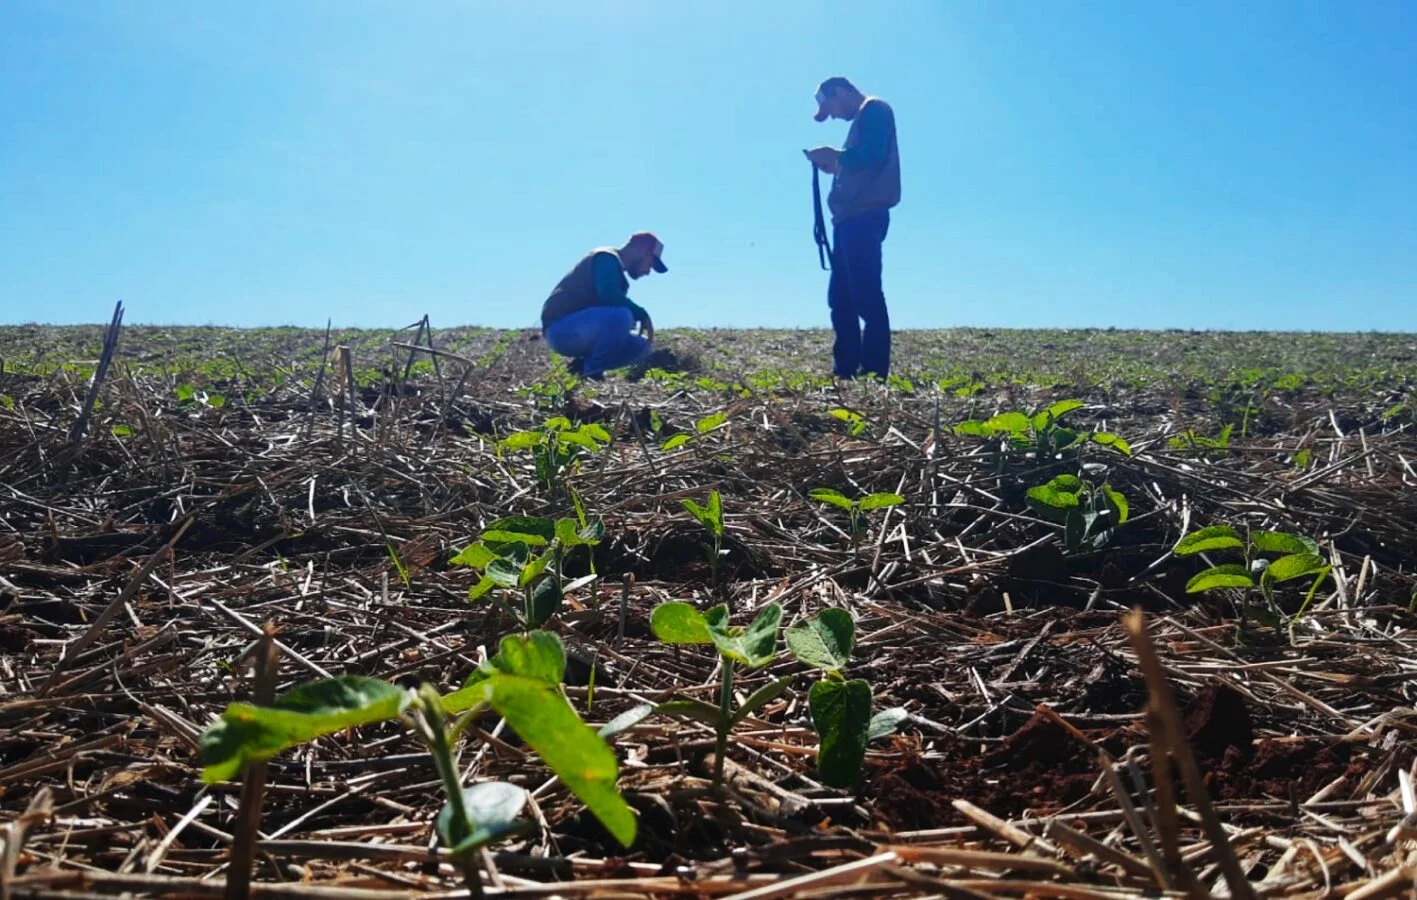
[
  {"left": 638, "top": 315, "right": 654, "bottom": 347},
  {"left": 806, "top": 146, "right": 841, "bottom": 174}
]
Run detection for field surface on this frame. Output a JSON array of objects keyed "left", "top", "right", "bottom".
[{"left": 2, "top": 321, "right": 1416, "bottom": 899}]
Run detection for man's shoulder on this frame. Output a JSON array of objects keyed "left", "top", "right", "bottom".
[{"left": 861, "top": 96, "right": 894, "bottom": 119}]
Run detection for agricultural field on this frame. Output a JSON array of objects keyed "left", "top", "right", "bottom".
[{"left": 2, "top": 319, "right": 1416, "bottom": 899}]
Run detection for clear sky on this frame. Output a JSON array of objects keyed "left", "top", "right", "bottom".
[{"left": 2, "top": 1, "right": 1414, "bottom": 332}]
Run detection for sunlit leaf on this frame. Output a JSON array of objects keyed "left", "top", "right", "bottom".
[
  {"left": 463, "top": 631, "right": 566, "bottom": 689},
  {"left": 476, "top": 674, "right": 636, "bottom": 847},
  {"left": 1174, "top": 525, "right": 1244, "bottom": 556},
  {"left": 199, "top": 677, "right": 409, "bottom": 782},
  {"left": 450, "top": 542, "right": 497, "bottom": 569},
  {"left": 661, "top": 434, "right": 691, "bottom": 451},
  {"left": 706, "top": 603, "right": 781, "bottom": 668},
  {"left": 499, "top": 431, "right": 544, "bottom": 450},
  {"left": 696, "top": 412, "right": 727, "bottom": 434},
  {"left": 650, "top": 601, "right": 713, "bottom": 644},
  {"left": 809, "top": 488, "right": 854, "bottom": 512},
  {"left": 1101, "top": 484, "right": 1129, "bottom": 524},
  {"left": 1263, "top": 553, "right": 1329, "bottom": 585},
  {"left": 1090, "top": 432, "right": 1132, "bottom": 456},
  {"left": 1186, "top": 564, "right": 1255, "bottom": 593},
  {"left": 859, "top": 492, "right": 905, "bottom": 511},
  {"left": 985, "top": 412, "right": 1031, "bottom": 436},
  {"left": 1251, "top": 531, "right": 1319, "bottom": 556},
  {"left": 785, "top": 608, "right": 855, "bottom": 672}
]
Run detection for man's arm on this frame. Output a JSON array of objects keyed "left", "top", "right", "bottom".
[
  {"left": 592, "top": 251, "right": 650, "bottom": 324},
  {"left": 838, "top": 99, "right": 892, "bottom": 170}
]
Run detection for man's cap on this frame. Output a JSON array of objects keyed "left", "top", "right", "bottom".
[
  {"left": 814, "top": 76, "right": 856, "bottom": 122},
  {"left": 629, "top": 231, "right": 668, "bottom": 273}
]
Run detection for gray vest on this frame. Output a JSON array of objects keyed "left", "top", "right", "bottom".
[
  {"left": 541, "top": 248, "right": 626, "bottom": 329},
  {"left": 828, "top": 97, "right": 901, "bottom": 224}
]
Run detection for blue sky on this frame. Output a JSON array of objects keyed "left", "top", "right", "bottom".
[{"left": 2, "top": 1, "right": 1414, "bottom": 331}]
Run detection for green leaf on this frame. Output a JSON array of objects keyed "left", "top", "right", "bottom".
[
  {"left": 206, "top": 393, "right": 226, "bottom": 408},
  {"left": 859, "top": 492, "right": 905, "bottom": 511},
  {"left": 868, "top": 707, "right": 909, "bottom": 741},
  {"left": 1263, "top": 553, "right": 1329, "bottom": 584},
  {"left": 499, "top": 431, "right": 545, "bottom": 450},
  {"left": 175, "top": 384, "right": 196, "bottom": 403},
  {"left": 953, "top": 420, "right": 989, "bottom": 437},
  {"left": 580, "top": 423, "right": 612, "bottom": 443},
  {"left": 484, "top": 517, "right": 557, "bottom": 544},
  {"left": 1064, "top": 508, "right": 1089, "bottom": 550},
  {"left": 482, "top": 530, "right": 548, "bottom": 548},
  {"left": 111, "top": 424, "right": 133, "bottom": 437},
  {"left": 1101, "top": 484, "right": 1129, "bottom": 525},
  {"left": 785, "top": 608, "right": 855, "bottom": 672},
  {"left": 732, "top": 677, "right": 793, "bottom": 726},
  {"left": 450, "top": 542, "right": 497, "bottom": 569},
  {"left": 543, "top": 416, "right": 573, "bottom": 431},
  {"left": 1090, "top": 432, "right": 1133, "bottom": 456},
  {"left": 696, "top": 412, "right": 727, "bottom": 434},
  {"left": 467, "top": 574, "right": 496, "bottom": 601},
  {"left": 1047, "top": 474, "right": 1084, "bottom": 493},
  {"left": 436, "top": 781, "right": 528, "bottom": 852},
  {"left": 486, "top": 556, "right": 523, "bottom": 589},
  {"left": 656, "top": 698, "right": 728, "bottom": 729},
  {"left": 1251, "top": 531, "right": 1320, "bottom": 556},
  {"left": 985, "top": 411, "right": 1031, "bottom": 436},
  {"left": 478, "top": 674, "right": 636, "bottom": 847},
  {"left": 809, "top": 678, "right": 872, "bottom": 789},
  {"left": 464, "top": 631, "right": 567, "bottom": 689},
  {"left": 707, "top": 603, "right": 781, "bottom": 668},
  {"left": 518, "top": 549, "right": 554, "bottom": 588},
  {"left": 199, "top": 677, "right": 409, "bottom": 782},
  {"left": 661, "top": 434, "right": 690, "bottom": 451},
  {"left": 1026, "top": 484, "right": 1081, "bottom": 519},
  {"left": 598, "top": 703, "right": 656, "bottom": 738},
  {"left": 681, "top": 497, "right": 723, "bottom": 537},
  {"left": 809, "top": 488, "right": 854, "bottom": 512},
  {"left": 1186, "top": 564, "right": 1256, "bottom": 593},
  {"left": 1045, "top": 399, "right": 1085, "bottom": 421},
  {"left": 1174, "top": 525, "right": 1244, "bottom": 557},
  {"left": 1294, "top": 448, "right": 1313, "bottom": 469},
  {"left": 650, "top": 602, "right": 713, "bottom": 644},
  {"left": 525, "top": 577, "right": 563, "bottom": 628},
  {"left": 555, "top": 517, "right": 605, "bottom": 548}
]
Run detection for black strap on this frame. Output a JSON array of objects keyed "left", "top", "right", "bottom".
[{"left": 812, "top": 162, "right": 832, "bottom": 270}]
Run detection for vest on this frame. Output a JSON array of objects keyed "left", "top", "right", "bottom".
[
  {"left": 540, "top": 248, "right": 626, "bottom": 329},
  {"left": 828, "top": 96, "right": 901, "bottom": 224}
]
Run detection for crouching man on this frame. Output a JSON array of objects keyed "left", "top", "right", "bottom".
[{"left": 540, "top": 232, "right": 667, "bottom": 379}]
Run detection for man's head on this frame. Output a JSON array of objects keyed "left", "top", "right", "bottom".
[
  {"left": 814, "top": 76, "right": 864, "bottom": 123},
  {"left": 620, "top": 231, "right": 668, "bottom": 279}
]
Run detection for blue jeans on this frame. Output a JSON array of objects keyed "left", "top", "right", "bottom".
[
  {"left": 828, "top": 209, "right": 891, "bottom": 379},
  {"left": 543, "top": 306, "right": 650, "bottom": 377}
]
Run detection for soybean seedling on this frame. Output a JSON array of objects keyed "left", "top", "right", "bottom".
[
  {"left": 451, "top": 516, "right": 604, "bottom": 629},
  {"left": 645, "top": 601, "right": 788, "bottom": 791},
  {"left": 499, "top": 416, "right": 611, "bottom": 496},
  {"left": 198, "top": 631, "right": 635, "bottom": 893},
  {"left": 1173, "top": 524, "right": 1332, "bottom": 640},
  {"left": 681, "top": 490, "right": 724, "bottom": 590},
  {"left": 809, "top": 488, "right": 905, "bottom": 554},
  {"left": 784, "top": 609, "right": 906, "bottom": 788},
  {"left": 1025, "top": 474, "right": 1129, "bottom": 552}
]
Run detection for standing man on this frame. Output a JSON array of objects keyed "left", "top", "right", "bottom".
[
  {"left": 540, "top": 232, "right": 667, "bottom": 379},
  {"left": 806, "top": 77, "right": 901, "bottom": 380}
]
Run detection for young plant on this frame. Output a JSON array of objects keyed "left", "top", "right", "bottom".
[
  {"left": 681, "top": 490, "right": 724, "bottom": 590},
  {"left": 955, "top": 399, "right": 1131, "bottom": 460},
  {"left": 647, "top": 601, "right": 788, "bottom": 791},
  {"left": 1173, "top": 524, "right": 1332, "bottom": 636},
  {"left": 809, "top": 488, "right": 905, "bottom": 553},
  {"left": 661, "top": 411, "right": 728, "bottom": 451},
  {"left": 198, "top": 631, "right": 635, "bottom": 890},
  {"left": 451, "top": 516, "right": 604, "bottom": 629},
  {"left": 1025, "top": 474, "right": 1129, "bottom": 551},
  {"left": 784, "top": 609, "right": 905, "bottom": 788},
  {"left": 499, "top": 416, "right": 610, "bottom": 495}
]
